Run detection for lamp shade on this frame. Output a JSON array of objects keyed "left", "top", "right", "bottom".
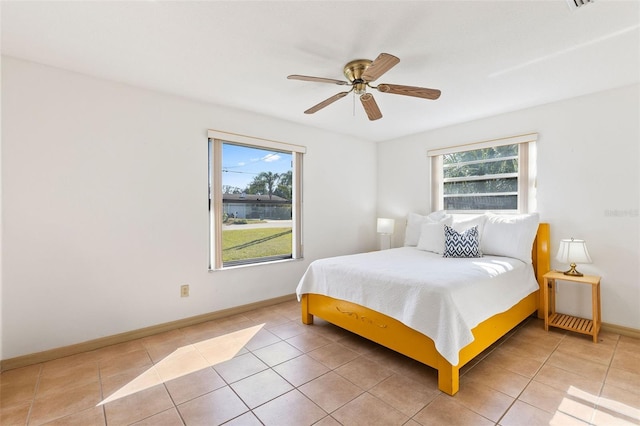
[
  {"left": 377, "top": 218, "right": 395, "bottom": 234},
  {"left": 556, "top": 238, "right": 592, "bottom": 264}
]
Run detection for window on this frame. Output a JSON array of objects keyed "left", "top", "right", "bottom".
[
  {"left": 208, "top": 130, "right": 305, "bottom": 269},
  {"left": 428, "top": 133, "right": 537, "bottom": 213}
]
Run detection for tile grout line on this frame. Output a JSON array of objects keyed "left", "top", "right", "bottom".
[
  {"left": 549, "top": 331, "right": 616, "bottom": 424},
  {"left": 590, "top": 334, "right": 621, "bottom": 425},
  {"left": 224, "top": 335, "right": 330, "bottom": 425},
  {"left": 97, "top": 359, "right": 107, "bottom": 426},
  {"left": 242, "top": 323, "right": 411, "bottom": 424},
  {"left": 24, "top": 363, "right": 43, "bottom": 426},
  {"left": 469, "top": 317, "right": 565, "bottom": 425},
  {"left": 511, "top": 320, "right": 567, "bottom": 421},
  {"left": 161, "top": 379, "right": 187, "bottom": 426}
]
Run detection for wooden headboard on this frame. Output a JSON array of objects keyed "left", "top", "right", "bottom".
[{"left": 532, "top": 222, "right": 551, "bottom": 318}]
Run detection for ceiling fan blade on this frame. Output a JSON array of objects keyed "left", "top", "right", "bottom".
[
  {"left": 360, "top": 93, "right": 382, "bottom": 121},
  {"left": 304, "top": 91, "right": 349, "bottom": 114},
  {"left": 288, "top": 74, "right": 350, "bottom": 86},
  {"left": 361, "top": 53, "right": 400, "bottom": 82},
  {"left": 377, "top": 83, "right": 441, "bottom": 100}
]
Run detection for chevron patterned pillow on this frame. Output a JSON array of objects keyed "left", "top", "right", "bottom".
[{"left": 443, "top": 225, "right": 482, "bottom": 258}]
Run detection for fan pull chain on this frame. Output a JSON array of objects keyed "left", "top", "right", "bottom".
[{"left": 352, "top": 91, "right": 356, "bottom": 117}]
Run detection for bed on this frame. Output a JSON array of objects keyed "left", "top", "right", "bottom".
[{"left": 296, "top": 215, "right": 550, "bottom": 396}]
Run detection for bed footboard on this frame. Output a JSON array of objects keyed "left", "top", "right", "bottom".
[
  {"left": 301, "top": 293, "right": 458, "bottom": 393},
  {"left": 301, "top": 291, "right": 538, "bottom": 395}
]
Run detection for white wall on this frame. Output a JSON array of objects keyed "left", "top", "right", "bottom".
[
  {"left": 378, "top": 84, "right": 640, "bottom": 330},
  {"left": 0, "top": 55, "right": 4, "bottom": 362},
  {"left": 1, "top": 57, "right": 378, "bottom": 359}
]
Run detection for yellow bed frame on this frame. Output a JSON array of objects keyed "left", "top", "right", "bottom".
[{"left": 300, "top": 223, "right": 550, "bottom": 395}]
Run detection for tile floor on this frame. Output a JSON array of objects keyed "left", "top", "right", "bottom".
[{"left": 1, "top": 299, "right": 639, "bottom": 425}]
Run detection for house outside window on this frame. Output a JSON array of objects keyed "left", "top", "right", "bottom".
[
  {"left": 428, "top": 133, "right": 537, "bottom": 213},
  {"left": 208, "top": 130, "right": 305, "bottom": 269},
  {"left": 223, "top": 193, "right": 292, "bottom": 221}
]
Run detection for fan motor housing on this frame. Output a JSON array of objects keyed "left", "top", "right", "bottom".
[{"left": 343, "top": 59, "right": 372, "bottom": 82}]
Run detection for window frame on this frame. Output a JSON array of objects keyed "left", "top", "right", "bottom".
[
  {"left": 208, "top": 130, "right": 305, "bottom": 270},
  {"left": 428, "top": 133, "right": 537, "bottom": 214}
]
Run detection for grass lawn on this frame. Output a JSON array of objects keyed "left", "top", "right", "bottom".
[{"left": 222, "top": 227, "right": 292, "bottom": 262}]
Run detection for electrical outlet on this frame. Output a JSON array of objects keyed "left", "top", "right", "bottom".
[{"left": 180, "top": 284, "right": 189, "bottom": 297}]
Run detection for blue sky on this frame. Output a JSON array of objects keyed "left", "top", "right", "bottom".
[{"left": 222, "top": 143, "right": 292, "bottom": 190}]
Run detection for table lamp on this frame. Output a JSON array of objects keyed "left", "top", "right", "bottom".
[
  {"left": 377, "top": 218, "right": 395, "bottom": 250},
  {"left": 556, "top": 238, "right": 592, "bottom": 276}
]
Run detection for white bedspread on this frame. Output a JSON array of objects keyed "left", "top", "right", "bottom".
[{"left": 296, "top": 247, "right": 539, "bottom": 366}]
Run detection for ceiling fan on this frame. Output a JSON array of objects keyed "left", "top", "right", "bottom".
[{"left": 288, "top": 53, "right": 441, "bottom": 121}]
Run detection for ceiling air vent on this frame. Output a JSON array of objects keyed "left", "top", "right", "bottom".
[{"left": 566, "top": 0, "right": 595, "bottom": 10}]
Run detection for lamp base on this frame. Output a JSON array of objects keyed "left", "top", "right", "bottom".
[
  {"left": 379, "top": 234, "right": 391, "bottom": 250},
  {"left": 563, "top": 263, "right": 584, "bottom": 277}
]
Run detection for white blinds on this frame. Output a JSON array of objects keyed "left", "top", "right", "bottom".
[
  {"left": 208, "top": 129, "right": 306, "bottom": 154},
  {"left": 427, "top": 133, "right": 538, "bottom": 157}
]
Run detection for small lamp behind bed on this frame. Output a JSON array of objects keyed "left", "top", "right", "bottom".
[
  {"left": 556, "top": 238, "right": 592, "bottom": 276},
  {"left": 377, "top": 218, "right": 395, "bottom": 250}
]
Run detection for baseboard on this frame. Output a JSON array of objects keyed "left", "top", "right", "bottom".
[
  {"left": 601, "top": 321, "right": 640, "bottom": 340},
  {"left": 1, "top": 294, "right": 297, "bottom": 372}
]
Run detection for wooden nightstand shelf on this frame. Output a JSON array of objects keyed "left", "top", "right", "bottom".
[{"left": 543, "top": 270, "right": 601, "bottom": 342}]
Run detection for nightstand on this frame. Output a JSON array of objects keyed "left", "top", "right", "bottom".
[{"left": 542, "top": 270, "right": 601, "bottom": 343}]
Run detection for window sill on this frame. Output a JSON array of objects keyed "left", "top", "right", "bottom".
[{"left": 208, "top": 256, "right": 304, "bottom": 272}]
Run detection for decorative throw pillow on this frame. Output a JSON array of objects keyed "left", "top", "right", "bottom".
[{"left": 443, "top": 225, "right": 482, "bottom": 258}]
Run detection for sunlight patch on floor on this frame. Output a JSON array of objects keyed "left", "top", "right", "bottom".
[
  {"left": 98, "top": 323, "right": 265, "bottom": 406},
  {"left": 550, "top": 385, "right": 640, "bottom": 426}
]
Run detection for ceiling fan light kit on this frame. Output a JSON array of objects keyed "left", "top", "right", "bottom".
[{"left": 288, "top": 53, "right": 441, "bottom": 121}]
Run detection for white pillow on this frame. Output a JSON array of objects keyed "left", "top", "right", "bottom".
[
  {"left": 481, "top": 212, "right": 540, "bottom": 263},
  {"left": 427, "top": 209, "right": 448, "bottom": 222},
  {"left": 404, "top": 211, "right": 449, "bottom": 246},
  {"left": 416, "top": 217, "right": 453, "bottom": 254},
  {"left": 452, "top": 214, "right": 487, "bottom": 237}
]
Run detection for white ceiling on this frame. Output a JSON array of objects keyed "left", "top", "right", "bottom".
[{"left": 2, "top": 1, "right": 639, "bottom": 142}]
